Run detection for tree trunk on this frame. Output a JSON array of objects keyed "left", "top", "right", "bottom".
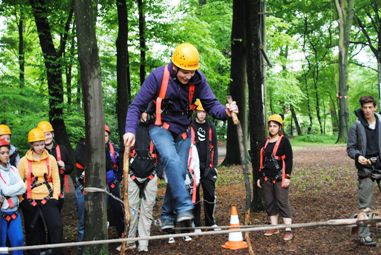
[
  {"left": 330, "top": 94, "right": 339, "bottom": 132},
  {"left": 222, "top": 0, "right": 247, "bottom": 166},
  {"left": 116, "top": 0, "right": 131, "bottom": 146},
  {"left": 29, "top": 0, "right": 74, "bottom": 153},
  {"left": 290, "top": 105, "right": 302, "bottom": 135},
  {"left": 312, "top": 64, "right": 323, "bottom": 134},
  {"left": 74, "top": 1, "right": 108, "bottom": 254},
  {"left": 378, "top": 59, "right": 381, "bottom": 109},
  {"left": 247, "top": 0, "right": 264, "bottom": 212},
  {"left": 199, "top": 0, "right": 207, "bottom": 5},
  {"left": 66, "top": 22, "right": 76, "bottom": 108},
  {"left": 335, "top": 0, "right": 353, "bottom": 143},
  {"left": 17, "top": 8, "right": 24, "bottom": 88},
  {"left": 138, "top": 0, "right": 146, "bottom": 85}
]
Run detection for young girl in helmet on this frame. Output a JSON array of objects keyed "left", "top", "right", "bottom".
[
  {"left": 18, "top": 128, "right": 63, "bottom": 255},
  {"left": 0, "top": 124, "right": 20, "bottom": 167},
  {"left": 37, "top": 120, "right": 74, "bottom": 212},
  {"left": 0, "top": 138, "right": 25, "bottom": 255},
  {"left": 257, "top": 114, "right": 294, "bottom": 241}
]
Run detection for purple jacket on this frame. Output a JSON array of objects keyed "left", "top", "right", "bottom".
[{"left": 125, "top": 63, "right": 228, "bottom": 135}]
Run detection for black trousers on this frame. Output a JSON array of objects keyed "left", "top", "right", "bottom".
[
  {"left": 194, "top": 167, "right": 217, "bottom": 227},
  {"left": 107, "top": 183, "right": 125, "bottom": 236},
  {"left": 262, "top": 180, "right": 292, "bottom": 218},
  {"left": 21, "top": 199, "right": 63, "bottom": 255}
]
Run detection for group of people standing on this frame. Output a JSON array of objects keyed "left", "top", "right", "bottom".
[{"left": 0, "top": 122, "right": 72, "bottom": 255}]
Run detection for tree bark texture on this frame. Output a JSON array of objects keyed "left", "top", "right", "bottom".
[
  {"left": 335, "top": 0, "right": 353, "bottom": 143},
  {"left": 290, "top": 105, "right": 302, "bottom": 135},
  {"left": 223, "top": 0, "right": 247, "bottom": 166},
  {"left": 247, "top": 0, "right": 265, "bottom": 212},
  {"left": 138, "top": 0, "right": 146, "bottom": 85},
  {"left": 74, "top": 0, "right": 108, "bottom": 254},
  {"left": 29, "top": 0, "right": 74, "bottom": 154},
  {"left": 17, "top": 8, "right": 24, "bottom": 88},
  {"left": 116, "top": 0, "right": 131, "bottom": 146}
]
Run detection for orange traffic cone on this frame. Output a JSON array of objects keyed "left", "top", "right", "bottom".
[{"left": 222, "top": 206, "right": 248, "bottom": 250}]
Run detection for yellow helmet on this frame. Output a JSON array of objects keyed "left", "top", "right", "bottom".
[
  {"left": 28, "top": 128, "right": 46, "bottom": 143},
  {"left": 0, "top": 125, "right": 11, "bottom": 136},
  {"left": 194, "top": 99, "right": 205, "bottom": 111},
  {"left": 268, "top": 114, "right": 283, "bottom": 126},
  {"left": 171, "top": 43, "right": 200, "bottom": 71},
  {"left": 37, "top": 120, "right": 54, "bottom": 133}
]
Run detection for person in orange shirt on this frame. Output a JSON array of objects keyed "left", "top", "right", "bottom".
[{"left": 18, "top": 128, "right": 63, "bottom": 255}]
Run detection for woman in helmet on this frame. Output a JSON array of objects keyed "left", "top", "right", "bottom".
[
  {"left": 37, "top": 120, "right": 74, "bottom": 212},
  {"left": 124, "top": 42, "right": 238, "bottom": 231},
  {"left": 257, "top": 114, "right": 294, "bottom": 241},
  {"left": 18, "top": 128, "right": 63, "bottom": 255},
  {"left": 0, "top": 124, "right": 20, "bottom": 167},
  {"left": 0, "top": 138, "right": 25, "bottom": 255}
]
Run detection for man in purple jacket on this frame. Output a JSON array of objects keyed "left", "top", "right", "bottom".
[{"left": 124, "top": 43, "right": 238, "bottom": 230}]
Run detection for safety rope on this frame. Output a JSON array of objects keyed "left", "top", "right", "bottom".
[{"left": 2, "top": 218, "right": 381, "bottom": 252}]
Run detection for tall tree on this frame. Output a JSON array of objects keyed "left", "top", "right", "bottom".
[
  {"left": 116, "top": 0, "right": 131, "bottom": 145},
  {"left": 247, "top": 0, "right": 265, "bottom": 211},
  {"left": 137, "top": 0, "right": 146, "bottom": 85},
  {"left": 353, "top": 0, "right": 381, "bottom": 109},
  {"left": 29, "top": 0, "right": 74, "bottom": 150},
  {"left": 16, "top": 7, "right": 24, "bottom": 88},
  {"left": 223, "top": 0, "right": 247, "bottom": 166},
  {"left": 74, "top": 0, "right": 108, "bottom": 254},
  {"left": 335, "top": 0, "right": 353, "bottom": 143}
]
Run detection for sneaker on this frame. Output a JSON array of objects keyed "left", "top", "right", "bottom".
[
  {"left": 264, "top": 229, "right": 280, "bottom": 236},
  {"left": 161, "top": 220, "right": 174, "bottom": 231},
  {"left": 168, "top": 237, "right": 175, "bottom": 244},
  {"left": 283, "top": 231, "right": 294, "bottom": 241},
  {"left": 116, "top": 243, "right": 136, "bottom": 251},
  {"left": 183, "top": 236, "right": 192, "bottom": 242},
  {"left": 194, "top": 228, "right": 202, "bottom": 234},
  {"left": 176, "top": 211, "right": 194, "bottom": 222},
  {"left": 211, "top": 224, "right": 221, "bottom": 231},
  {"left": 138, "top": 246, "right": 149, "bottom": 252},
  {"left": 360, "top": 236, "right": 376, "bottom": 246}
]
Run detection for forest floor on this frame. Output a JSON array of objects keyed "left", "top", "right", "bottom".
[{"left": 61, "top": 144, "right": 381, "bottom": 255}]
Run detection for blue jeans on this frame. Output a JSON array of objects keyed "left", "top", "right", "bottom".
[
  {"left": 0, "top": 212, "right": 24, "bottom": 255},
  {"left": 75, "top": 186, "right": 85, "bottom": 242},
  {"left": 149, "top": 126, "right": 193, "bottom": 223}
]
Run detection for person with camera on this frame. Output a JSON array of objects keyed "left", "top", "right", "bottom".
[
  {"left": 257, "top": 114, "right": 293, "bottom": 241},
  {"left": 347, "top": 95, "right": 381, "bottom": 246}
]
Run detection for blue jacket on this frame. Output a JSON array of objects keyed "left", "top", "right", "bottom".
[{"left": 125, "top": 63, "right": 228, "bottom": 135}]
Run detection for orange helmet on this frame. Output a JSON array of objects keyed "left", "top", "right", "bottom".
[
  {"left": 0, "top": 125, "right": 11, "bottom": 136},
  {"left": 268, "top": 114, "right": 283, "bottom": 126},
  {"left": 0, "top": 138, "right": 9, "bottom": 148},
  {"left": 171, "top": 43, "right": 200, "bottom": 71},
  {"left": 28, "top": 128, "right": 45, "bottom": 143},
  {"left": 37, "top": 120, "right": 54, "bottom": 133},
  {"left": 104, "top": 124, "right": 111, "bottom": 134}
]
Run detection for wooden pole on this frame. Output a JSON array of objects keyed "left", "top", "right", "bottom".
[
  {"left": 120, "top": 147, "right": 131, "bottom": 255},
  {"left": 227, "top": 95, "right": 255, "bottom": 255}
]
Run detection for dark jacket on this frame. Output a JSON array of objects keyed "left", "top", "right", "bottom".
[
  {"left": 261, "top": 136, "right": 293, "bottom": 177},
  {"left": 190, "top": 120, "right": 218, "bottom": 169},
  {"left": 347, "top": 109, "right": 381, "bottom": 171},
  {"left": 125, "top": 63, "right": 228, "bottom": 135}
]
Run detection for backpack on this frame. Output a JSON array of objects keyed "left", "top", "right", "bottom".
[{"left": 129, "top": 124, "right": 157, "bottom": 178}]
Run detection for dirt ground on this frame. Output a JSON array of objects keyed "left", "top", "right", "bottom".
[{"left": 61, "top": 144, "right": 381, "bottom": 254}]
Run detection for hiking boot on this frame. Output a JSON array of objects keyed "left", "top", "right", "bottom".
[
  {"left": 283, "top": 231, "right": 294, "bottom": 241},
  {"left": 183, "top": 236, "right": 192, "bottom": 242},
  {"left": 360, "top": 236, "right": 376, "bottom": 246},
  {"left": 168, "top": 237, "right": 175, "bottom": 244},
  {"left": 264, "top": 228, "right": 280, "bottom": 236}
]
